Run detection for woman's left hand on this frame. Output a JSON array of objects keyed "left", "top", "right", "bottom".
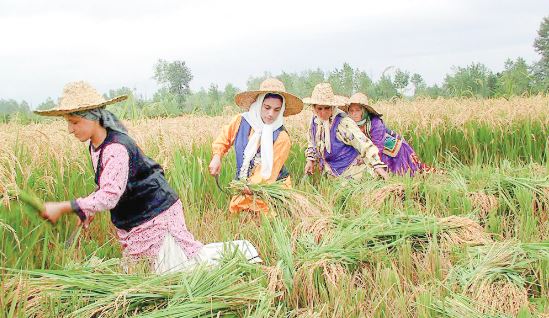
[{"left": 242, "top": 185, "right": 252, "bottom": 195}]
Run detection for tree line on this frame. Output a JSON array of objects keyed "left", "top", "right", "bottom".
[{"left": 2, "top": 17, "right": 548, "bottom": 122}]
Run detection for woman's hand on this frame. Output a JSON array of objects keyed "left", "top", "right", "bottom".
[
  {"left": 304, "top": 160, "right": 316, "bottom": 175},
  {"left": 209, "top": 154, "right": 222, "bottom": 176},
  {"left": 374, "top": 167, "right": 389, "bottom": 180},
  {"left": 40, "top": 201, "right": 72, "bottom": 224},
  {"left": 242, "top": 185, "right": 252, "bottom": 196},
  {"left": 77, "top": 214, "right": 94, "bottom": 229}
]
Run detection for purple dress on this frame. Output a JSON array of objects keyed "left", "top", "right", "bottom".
[{"left": 366, "top": 116, "right": 431, "bottom": 176}]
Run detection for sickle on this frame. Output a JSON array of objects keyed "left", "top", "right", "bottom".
[
  {"left": 64, "top": 224, "right": 83, "bottom": 249},
  {"left": 214, "top": 174, "right": 229, "bottom": 195}
]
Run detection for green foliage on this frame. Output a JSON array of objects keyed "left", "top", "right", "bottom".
[
  {"left": 496, "top": 58, "right": 532, "bottom": 97},
  {"left": 153, "top": 59, "right": 193, "bottom": 106},
  {"left": 443, "top": 63, "right": 497, "bottom": 98}
]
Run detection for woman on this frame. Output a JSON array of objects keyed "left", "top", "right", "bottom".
[
  {"left": 208, "top": 78, "right": 303, "bottom": 215},
  {"left": 343, "top": 92, "right": 435, "bottom": 175},
  {"left": 36, "top": 81, "right": 261, "bottom": 273},
  {"left": 304, "top": 83, "right": 388, "bottom": 180}
]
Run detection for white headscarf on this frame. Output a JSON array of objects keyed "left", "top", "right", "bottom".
[
  {"left": 313, "top": 106, "right": 344, "bottom": 154},
  {"left": 239, "top": 93, "right": 286, "bottom": 180}
]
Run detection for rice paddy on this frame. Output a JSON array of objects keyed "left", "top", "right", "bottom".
[{"left": 0, "top": 96, "right": 548, "bottom": 317}]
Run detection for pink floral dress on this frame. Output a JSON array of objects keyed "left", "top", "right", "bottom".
[{"left": 74, "top": 143, "right": 203, "bottom": 262}]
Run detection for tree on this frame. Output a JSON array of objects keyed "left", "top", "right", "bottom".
[
  {"left": 328, "top": 63, "right": 354, "bottom": 96},
  {"left": 153, "top": 59, "right": 193, "bottom": 105},
  {"left": 299, "top": 69, "right": 325, "bottom": 97},
  {"left": 222, "top": 83, "right": 239, "bottom": 106},
  {"left": 443, "top": 63, "right": 495, "bottom": 98},
  {"left": 354, "top": 70, "right": 375, "bottom": 99},
  {"left": 0, "top": 99, "right": 29, "bottom": 114},
  {"left": 278, "top": 71, "right": 296, "bottom": 95},
  {"left": 104, "top": 87, "right": 133, "bottom": 100},
  {"left": 36, "top": 97, "right": 56, "bottom": 110},
  {"left": 532, "top": 16, "right": 549, "bottom": 93},
  {"left": 410, "top": 73, "right": 427, "bottom": 96},
  {"left": 534, "top": 16, "right": 549, "bottom": 64},
  {"left": 496, "top": 58, "right": 532, "bottom": 97},
  {"left": 207, "top": 84, "right": 221, "bottom": 114},
  {"left": 374, "top": 74, "right": 399, "bottom": 100},
  {"left": 393, "top": 69, "right": 410, "bottom": 96}
]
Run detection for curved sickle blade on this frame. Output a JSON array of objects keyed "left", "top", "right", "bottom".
[{"left": 214, "top": 174, "right": 229, "bottom": 195}]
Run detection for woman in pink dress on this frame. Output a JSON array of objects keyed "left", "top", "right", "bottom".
[{"left": 36, "top": 81, "right": 260, "bottom": 273}]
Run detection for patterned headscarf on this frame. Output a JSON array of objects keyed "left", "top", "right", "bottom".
[
  {"left": 355, "top": 111, "right": 372, "bottom": 138},
  {"left": 72, "top": 108, "right": 128, "bottom": 135}
]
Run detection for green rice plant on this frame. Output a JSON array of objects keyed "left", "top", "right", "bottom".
[
  {"left": 430, "top": 292, "right": 511, "bottom": 318},
  {"left": 446, "top": 241, "right": 548, "bottom": 316},
  {"left": 3, "top": 256, "right": 270, "bottom": 318},
  {"left": 7, "top": 187, "right": 45, "bottom": 214}
]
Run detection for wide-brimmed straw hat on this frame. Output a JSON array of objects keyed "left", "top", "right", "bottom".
[
  {"left": 34, "top": 81, "right": 128, "bottom": 117},
  {"left": 234, "top": 78, "right": 303, "bottom": 117},
  {"left": 344, "top": 92, "right": 382, "bottom": 116},
  {"left": 303, "top": 83, "right": 346, "bottom": 107},
  {"left": 335, "top": 95, "right": 350, "bottom": 107}
]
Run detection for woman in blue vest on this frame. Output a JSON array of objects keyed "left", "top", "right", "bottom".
[
  {"left": 304, "top": 83, "right": 388, "bottom": 180},
  {"left": 209, "top": 78, "right": 303, "bottom": 215},
  {"left": 36, "top": 81, "right": 261, "bottom": 273}
]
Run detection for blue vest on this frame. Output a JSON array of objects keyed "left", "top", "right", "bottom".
[
  {"left": 311, "top": 113, "right": 359, "bottom": 176},
  {"left": 93, "top": 130, "right": 179, "bottom": 231},
  {"left": 234, "top": 117, "right": 289, "bottom": 180}
]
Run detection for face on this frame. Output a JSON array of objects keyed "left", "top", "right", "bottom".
[
  {"left": 260, "top": 97, "right": 283, "bottom": 124},
  {"left": 313, "top": 105, "right": 333, "bottom": 121},
  {"left": 64, "top": 114, "right": 98, "bottom": 142},
  {"left": 347, "top": 104, "right": 364, "bottom": 122}
]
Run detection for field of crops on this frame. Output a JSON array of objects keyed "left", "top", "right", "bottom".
[{"left": 1, "top": 96, "right": 548, "bottom": 317}]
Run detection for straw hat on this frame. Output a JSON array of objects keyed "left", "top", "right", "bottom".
[
  {"left": 335, "top": 95, "right": 350, "bottom": 107},
  {"left": 303, "top": 83, "right": 346, "bottom": 107},
  {"left": 346, "top": 92, "right": 382, "bottom": 116},
  {"left": 234, "top": 78, "right": 303, "bottom": 117},
  {"left": 34, "top": 81, "right": 128, "bottom": 117}
]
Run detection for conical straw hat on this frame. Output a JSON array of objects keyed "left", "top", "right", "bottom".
[
  {"left": 302, "top": 83, "right": 346, "bottom": 107},
  {"left": 234, "top": 78, "right": 303, "bottom": 117},
  {"left": 345, "top": 92, "right": 382, "bottom": 116},
  {"left": 35, "top": 81, "right": 127, "bottom": 117}
]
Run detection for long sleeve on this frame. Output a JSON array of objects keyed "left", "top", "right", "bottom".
[
  {"left": 212, "top": 115, "right": 242, "bottom": 158},
  {"left": 368, "top": 116, "right": 386, "bottom": 159},
  {"left": 73, "top": 143, "right": 129, "bottom": 219},
  {"left": 305, "top": 117, "right": 319, "bottom": 161},
  {"left": 336, "top": 116, "right": 385, "bottom": 168},
  {"left": 249, "top": 130, "right": 291, "bottom": 184}
]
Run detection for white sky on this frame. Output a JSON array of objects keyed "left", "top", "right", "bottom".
[{"left": 1, "top": 0, "right": 548, "bottom": 106}]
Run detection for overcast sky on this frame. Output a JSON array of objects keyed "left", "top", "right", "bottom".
[{"left": 1, "top": 0, "right": 547, "bottom": 106}]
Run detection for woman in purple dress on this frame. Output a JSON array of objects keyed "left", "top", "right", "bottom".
[{"left": 342, "top": 93, "right": 435, "bottom": 176}]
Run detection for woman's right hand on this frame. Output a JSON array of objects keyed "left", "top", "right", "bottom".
[
  {"left": 304, "top": 160, "right": 316, "bottom": 175},
  {"left": 374, "top": 167, "right": 389, "bottom": 180},
  {"left": 40, "top": 201, "right": 71, "bottom": 224},
  {"left": 209, "top": 154, "right": 222, "bottom": 176}
]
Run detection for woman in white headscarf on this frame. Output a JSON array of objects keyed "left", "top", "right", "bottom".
[{"left": 209, "top": 78, "right": 303, "bottom": 215}]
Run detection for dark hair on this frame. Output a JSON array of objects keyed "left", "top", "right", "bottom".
[{"left": 264, "top": 93, "right": 284, "bottom": 103}]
